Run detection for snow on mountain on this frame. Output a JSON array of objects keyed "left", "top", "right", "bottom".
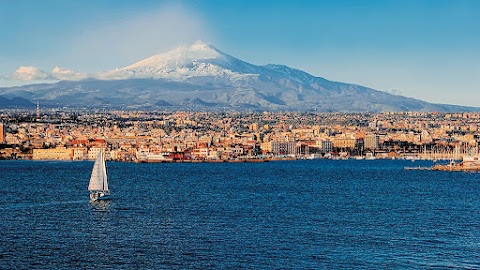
[
  {"left": 97, "top": 40, "right": 340, "bottom": 95},
  {"left": 124, "top": 41, "right": 223, "bottom": 70},
  {"left": 102, "top": 41, "right": 260, "bottom": 81}
]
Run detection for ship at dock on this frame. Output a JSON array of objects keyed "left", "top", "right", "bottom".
[
  {"left": 405, "top": 156, "right": 480, "bottom": 172},
  {"left": 431, "top": 156, "right": 480, "bottom": 172}
]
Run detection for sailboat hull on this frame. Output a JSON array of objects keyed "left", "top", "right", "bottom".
[
  {"left": 96, "top": 194, "right": 112, "bottom": 201},
  {"left": 90, "top": 191, "right": 111, "bottom": 202}
]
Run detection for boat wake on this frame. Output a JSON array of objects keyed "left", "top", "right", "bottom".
[{"left": 0, "top": 199, "right": 88, "bottom": 210}]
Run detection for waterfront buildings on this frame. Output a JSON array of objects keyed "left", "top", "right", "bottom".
[
  {"left": 32, "top": 147, "right": 73, "bottom": 160},
  {"left": 0, "top": 110, "right": 479, "bottom": 161}
]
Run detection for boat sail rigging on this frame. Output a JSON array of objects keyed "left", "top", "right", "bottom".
[{"left": 88, "top": 149, "right": 111, "bottom": 201}]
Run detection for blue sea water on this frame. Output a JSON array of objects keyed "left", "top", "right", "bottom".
[{"left": 0, "top": 159, "right": 479, "bottom": 269}]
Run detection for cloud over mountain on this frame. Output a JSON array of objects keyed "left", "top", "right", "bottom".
[
  {"left": 11, "top": 66, "right": 50, "bottom": 81},
  {"left": 51, "top": 67, "right": 88, "bottom": 81},
  {"left": 6, "top": 66, "right": 88, "bottom": 82},
  {"left": 64, "top": 4, "right": 214, "bottom": 72}
]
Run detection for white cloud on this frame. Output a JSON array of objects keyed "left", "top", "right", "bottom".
[
  {"left": 95, "top": 69, "right": 132, "bottom": 80},
  {"left": 66, "top": 3, "right": 215, "bottom": 72},
  {"left": 51, "top": 66, "right": 88, "bottom": 80},
  {"left": 11, "top": 66, "right": 50, "bottom": 81},
  {"left": 2, "top": 66, "right": 88, "bottom": 86}
]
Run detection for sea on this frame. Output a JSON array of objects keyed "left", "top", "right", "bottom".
[{"left": 1, "top": 159, "right": 479, "bottom": 269}]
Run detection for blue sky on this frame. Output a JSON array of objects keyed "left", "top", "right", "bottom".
[{"left": 1, "top": 0, "right": 479, "bottom": 106}]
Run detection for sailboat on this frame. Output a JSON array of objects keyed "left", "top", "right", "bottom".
[{"left": 88, "top": 149, "right": 111, "bottom": 202}]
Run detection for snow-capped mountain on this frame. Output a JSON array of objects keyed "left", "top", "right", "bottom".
[
  {"left": 99, "top": 41, "right": 260, "bottom": 81},
  {"left": 0, "top": 41, "right": 476, "bottom": 112}
]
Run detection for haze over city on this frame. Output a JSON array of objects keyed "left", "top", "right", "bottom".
[{"left": 1, "top": 0, "right": 479, "bottom": 107}]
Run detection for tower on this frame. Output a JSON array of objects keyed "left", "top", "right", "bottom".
[{"left": 36, "top": 102, "right": 40, "bottom": 120}]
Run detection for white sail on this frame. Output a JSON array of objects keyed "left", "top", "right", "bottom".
[
  {"left": 88, "top": 149, "right": 108, "bottom": 191},
  {"left": 101, "top": 152, "right": 108, "bottom": 191}
]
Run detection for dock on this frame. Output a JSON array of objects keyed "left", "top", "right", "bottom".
[
  {"left": 431, "top": 164, "right": 480, "bottom": 172},
  {"left": 404, "top": 166, "right": 432, "bottom": 171},
  {"left": 405, "top": 164, "right": 480, "bottom": 172}
]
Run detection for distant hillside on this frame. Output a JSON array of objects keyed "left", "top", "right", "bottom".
[
  {"left": 0, "top": 96, "right": 35, "bottom": 108},
  {"left": 0, "top": 41, "right": 477, "bottom": 112}
]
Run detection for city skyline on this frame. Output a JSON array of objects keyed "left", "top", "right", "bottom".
[
  {"left": 1, "top": 0, "right": 479, "bottom": 107},
  {"left": 1, "top": 109, "right": 480, "bottom": 162}
]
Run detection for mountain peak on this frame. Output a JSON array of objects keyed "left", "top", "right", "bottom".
[
  {"left": 122, "top": 41, "right": 223, "bottom": 71},
  {"left": 170, "top": 40, "right": 222, "bottom": 59},
  {"left": 187, "top": 40, "right": 219, "bottom": 52},
  {"left": 114, "top": 41, "right": 255, "bottom": 80}
]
